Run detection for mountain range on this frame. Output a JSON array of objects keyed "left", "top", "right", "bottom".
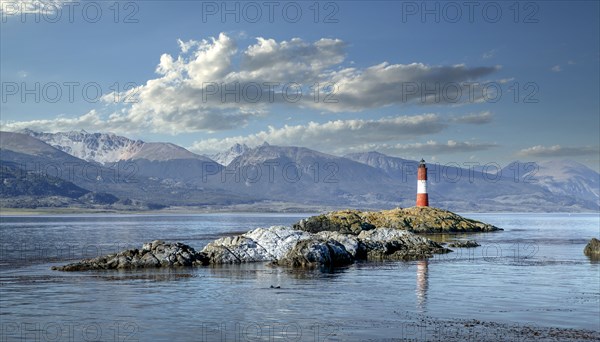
[{"left": 1, "top": 130, "right": 598, "bottom": 212}]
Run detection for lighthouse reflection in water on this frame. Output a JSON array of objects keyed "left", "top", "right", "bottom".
[{"left": 416, "top": 260, "right": 429, "bottom": 312}]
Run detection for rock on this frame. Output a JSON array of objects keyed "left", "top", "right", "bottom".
[
  {"left": 206, "top": 226, "right": 448, "bottom": 266},
  {"left": 140, "top": 253, "right": 160, "bottom": 267},
  {"left": 316, "top": 231, "right": 365, "bottom": 259},
  {"left": 53, "top": 226, "right": 452, "bottom": 271},
  {"left": 202, "top": 226, "right": 312, "bottom": 264},
  {"left": 357, "top": 228, "right": 450, "bottom": 260},
  {"left": 294, "top": 207, "right": 501, "bottom": 234},
  {"left": 448, "top": 240, "right": 480, "bottom": 248},
  {"left": 294, "top": 210, "right": 376, "bottom": 234},
  {"left": 583, "top": 238, "right": 600, "bottom": 257},
  {"left": 277, "top": 239, "right": 353, "bottom": 267},
  {"left": 52, "top": 241, "right": 209, "bottom": 271}
]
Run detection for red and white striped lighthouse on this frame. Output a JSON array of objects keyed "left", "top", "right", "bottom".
[{"left": 416, "top": 159, "right": 429, "bottom": 207}]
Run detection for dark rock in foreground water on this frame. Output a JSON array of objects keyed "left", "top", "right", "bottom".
[
  {"left": 448, "top": 240, "right": 481, "bottom": 248},
  {"left": 52, "top": 240, "right": 209, "bottom": 271},
  {"left": 583, "top": 238, "right": 600, "bottom": 257},
  {"left": 294, "top": 206, "right": 502, "bottom": 234}
]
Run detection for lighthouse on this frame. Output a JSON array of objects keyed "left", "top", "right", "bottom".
[{"left": 416, "top": 159, "right": 429, "bottom": 207}]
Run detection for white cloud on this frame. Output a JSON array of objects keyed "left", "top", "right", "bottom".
[
  {"left": 312, "top": 62, "right": 500, "bottom": 112},
  {"left": 4, "top": 33, "right": 501, "bottom": 134},
  {"left": 238, "top": 37, "right": 346, "bottom": 83},
  {"left": 518, "top": 145, "right": 600, "bottom": 157},
  {"left": 551, "top": 65, "right": 562, "bottom": 72},
  {"left": 189, "top": 114, "right": 451, "bottom": 155},
  {"left": 451, "top": 111, "right": 493, "bottom": 125},
  {"left": 96, "top": 33, "right": 348, "bottom": 134}
]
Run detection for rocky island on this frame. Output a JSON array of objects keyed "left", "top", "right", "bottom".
[
  {"left": 52, "top": 207, "right": 498, "bottom": 271},
  {"left": 294, "top": 207, "right": 501, "bottom": 234}
]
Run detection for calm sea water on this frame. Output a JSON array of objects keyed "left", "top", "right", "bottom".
[{"left": 0, "top": 213, "right": 598, "bottom": 341}]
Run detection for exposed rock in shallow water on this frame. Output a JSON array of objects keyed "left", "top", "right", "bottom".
[
  {"left": 202, "top": 226, "right": 355, "bottom": 266},
  {"left": 205, "top": 226, "right": 450, "bottom": 266},
  {"left": 316, "top": 231, "right": 364, "bottom": 259},
  {"left": 583, "top": 238, "right": 600, "bottom": 257},
  {"left": 294, "top": 207, "right": 501, "bottom": 234},
  {"left": 53, "top": 226, "right": 451, "bottom": 271},
  {"left": 52, "top": 240, "right": 209, "bottom": 271},
  {"left": 448, "top": 240, "right": 481, "bottom": 248},
  {"left": 277, "top": 239, "right": 353, "bottom": 267},
  {"left": 357, "top": 228, "right": 449, "bottom": 260},
  {"left": 201, "top": 226, "right": 312, "bottom": 264}
]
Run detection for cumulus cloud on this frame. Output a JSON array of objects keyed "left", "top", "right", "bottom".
[
  {"left": 100, "top": 33, "right": 348, "bottom": 134},
  {"left": 451, "top": 111, "right": 493, "bottom": 124},
  {"left": 518, "top": 145, "right": 600, "bottom": 157},
  {"left": 238, "top": 37, "right": 346, "bottom": 83},
  {"left": 188, "top": 114, "right": 459, "bottom": 155},
  {"left": 4, "top": 33, "right": 502, "bottom": 134},
  {"left": 314, "top": 62, "right": 500, "bottom": 112},
  {"left": 551, "top": 65, "right": 562, "bottom": 72}
]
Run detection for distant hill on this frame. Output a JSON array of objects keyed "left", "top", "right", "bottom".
[
  {"left": 0, "top": 161, "right": 124, "bottom": 209},
  {"left": 520, "top": 160, "right": 599, "bottom": 203},
  {"left": 0, "top": 161, "right": 89, "bottom": 198},
  {"left": 216, "top": 144, "right": 401, "bottom": 207}
]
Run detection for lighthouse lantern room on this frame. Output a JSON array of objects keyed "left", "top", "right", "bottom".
[{"left": 416, "top": 159, "right": 429, "bottom": 207}]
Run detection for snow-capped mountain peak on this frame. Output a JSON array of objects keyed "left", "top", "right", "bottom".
[
  {"left": 19, "top": 130, "right": 209, "bottom": 164},
  {"left": 21, "top": 130, "right": 144, "bottom": 164},
  {"left": 209, "top": 143, "right": 250, "bottom": 166}
]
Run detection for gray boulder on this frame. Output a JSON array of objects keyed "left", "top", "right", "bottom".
[
  {"left": 201, "top": 226, "right": 313, "bottom": 264},
  {"left": 448, "top": 240, "right": 480, "bottom": 248},
  {"left": 316, "top": 231, "right": 365, "bottom": 259},
  {"left": 203, "top": 226, "right": 356, "bottom": 267},
  {"left": 358, "top": 228, "right": 450, "bottom": 260},
  {"left": 206, "top": 226, "right": 449, "bottom": 266},
  {"left": 277, "top": 239, "right": 353, "bottom": 267},
  {"left": 52, "top": 240, "right": 209, "bottom": 271}
]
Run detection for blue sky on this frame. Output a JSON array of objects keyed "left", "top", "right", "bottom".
[{"left": 1, "top": 1, "right": 599, "bottom": 170}]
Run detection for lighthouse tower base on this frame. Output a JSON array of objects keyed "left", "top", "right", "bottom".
[{"left": 416, "top": 193, "right": 429, "bottom": 207}]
